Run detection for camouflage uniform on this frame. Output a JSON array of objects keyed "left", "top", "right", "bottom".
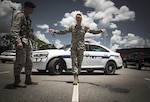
[
  {"left": 53, "top": 25, "right": 102, "bottom": 75},
  {"left": 10, "top": 12, "right": 33, "bottom": 86}
]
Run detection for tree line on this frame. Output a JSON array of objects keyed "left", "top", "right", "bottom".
[{"left": 0, "top": 34, "right": 56, "bottom": 53}]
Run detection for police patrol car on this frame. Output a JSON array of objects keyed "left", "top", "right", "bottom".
[{"left": 32, "top": 41, "right": 122, "bottom": 75}]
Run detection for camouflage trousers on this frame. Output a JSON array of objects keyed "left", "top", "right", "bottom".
[
  {"left": 14, "top": 40, "right": 33, "bottom": 76},
  {"left": 71, "top": 49, "right": 84, "bottom": 75}
]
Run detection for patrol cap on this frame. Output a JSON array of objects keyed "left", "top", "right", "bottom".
[{"left": 24, "top": 1, "right": 36, "bottom": 8}]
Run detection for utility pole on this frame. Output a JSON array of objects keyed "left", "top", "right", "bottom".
[{"left": 10, "top": 7, "right": 16, "bottom": 49}]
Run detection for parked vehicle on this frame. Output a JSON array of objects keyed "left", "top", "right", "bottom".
[
  {"left": 123, "top": 52, "right": 150, "bottom": 70},
  {"left": 32, "top": 41, "right": 123, "bottom": 75},
  {"left": 0, "top": 50, "right": 16, "bottom": 63}
]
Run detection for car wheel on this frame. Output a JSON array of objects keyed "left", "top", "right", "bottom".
[
  {"left": 136, "top": 63, "right": 141, "bottom": 70},
  {"left": 47, "top": 58, "right": 64, "bottom": 75},
  {"left": 123, "top": 62, "right": 127, "bottom": 68},
  {"left": 1, "top": 60, "right": 6, "bottom": 63},
  {"left": 104, "top": 61, "right": 116, "bottom": 75}
]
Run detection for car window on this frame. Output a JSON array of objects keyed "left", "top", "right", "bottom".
[
  {"left": 85, "top": 44, "right": 89, "bottom": 51},
  {"left": 129, "top": 54, "right": 135, "bottom": 59},
  {"left": 88, "top": 45, "right": 109, "bottom": 52}
]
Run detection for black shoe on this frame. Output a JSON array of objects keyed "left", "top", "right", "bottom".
[{"left": 25, "top": 81, "right": 38, "bottom": 85}]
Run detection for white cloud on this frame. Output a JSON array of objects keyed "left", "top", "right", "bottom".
[
  {"left": 54, "top": 39, "right": 63, "bottom": 48},
  {"left": 113, "top": 6, "right": 135, "bottom": 21},
  {"left": 58, "top": 11, "right": 98, "bottom": 29},
  {"left": 34, "top": 31, "right": 50, "bottom": 44},
  {"left": 111, "top": 44, "right": 120, "bottom": 51},
  {"left": 58, "top": 11, "right": 78, "bottom": 28},
  {"left": 111, "top": 29, "right": 127, "bottom": 45},
  {"left": 145, "top": 39, "right": 150, "bottom": 47},
  {"left": 124, "top": 33, "right": 145, "bottom": 48},
  {"left": 84, "top": 0, "right": 115, "bottom": 11},
  {"left": 37, "top": 24, "right": 49, "bottom": 33},
  {"left": 110, "top": 30, "right": 148, "bottom": 50},
  {"left": 84, "top": 0, "right": 135, "bottom": 28},
  {"left": 55, "top": 0, "right": 135, "bottom": 38},
  {"left": 110, "top": 23, "right": 117, "bottom": 29},
  {"left": 0, "top": 0, "right": 22, "bottom": 33},
  {"left": 53, "top": 0, "right": 136, "bottom": 50},
  {"left": 37, "top": 24, "right": 49, "bottom": 29}
]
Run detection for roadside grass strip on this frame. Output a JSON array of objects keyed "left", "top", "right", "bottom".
[{"left": 72, "top": 84, "right": 79, "bottom": 102}]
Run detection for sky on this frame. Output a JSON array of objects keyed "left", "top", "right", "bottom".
[{"left": 0, "top": 0, "right": 150, "bottom": 51}]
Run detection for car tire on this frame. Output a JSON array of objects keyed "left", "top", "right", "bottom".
[
  {"left": 47, "top": 58, "right": 64, "bottom": 75},
  {"left": 123, "top": 62, "right": 127, "bottom": 68},
  {"left": 104, "top": 61, "right": 116, "bottom": 75},
  {"left": 136, "top": 63, "right": 141, "bottom": 70},
  {"left": 37, "top": 69, "right": 46, "bottom": 73},
  {"left": 1, "top": 60, "right": 6, "bottom": 63}
]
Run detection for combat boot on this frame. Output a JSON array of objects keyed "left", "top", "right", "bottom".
[
  {"left": 73, "top": 74, "right": 78, "bottom": 85},
  {"left": 14, "top": 76, "right": 27, "bottom": 88},
  {"left": 25, "top": 75, "right": 38, "bottom": 85}
]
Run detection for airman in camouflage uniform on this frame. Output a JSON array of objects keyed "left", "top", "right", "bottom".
[
  {"left": 10, "top": 1, "right": 37, "bottom": 88},
  {"left": 49, "top": 13, "right": 107, "bottom": 85}
]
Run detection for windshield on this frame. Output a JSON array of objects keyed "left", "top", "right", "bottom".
[{"left": 59, "top": 44, "right": 70, "bottom": 50}]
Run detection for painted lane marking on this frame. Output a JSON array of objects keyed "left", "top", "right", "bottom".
[
  {"left": 72, "top": 84, "right": 79, "bottom": 102},
  {"left": 0, "top": 71, "right": 10, "bottom": 75},
  {"left": 144, "top": 78, "right": 150, "bottom": 81}
]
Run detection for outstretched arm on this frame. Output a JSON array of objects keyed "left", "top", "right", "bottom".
[
  {"left": 88, "top": 28, "right": 107, "bottom": 35},
  {"left": 49, "top": 27, "right": 71, "bottom": 35}
]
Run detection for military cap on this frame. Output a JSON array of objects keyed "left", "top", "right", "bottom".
[{"left": 24, "top": 1, "right": 36, "bottom": 8}]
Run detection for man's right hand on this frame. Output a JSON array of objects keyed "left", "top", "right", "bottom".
[
  {"left": 101, "top": 29, "right": 108, "bottom": 36},
  {"left": 49, "top": 29, "right": 55, "bottom": 33},
  {"left": 17, "top": 42, "right": 23, "bottom": 49}
]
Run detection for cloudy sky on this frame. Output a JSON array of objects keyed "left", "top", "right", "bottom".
[{"left": 0, "top": 0, "right": 150, "bottom": 50}]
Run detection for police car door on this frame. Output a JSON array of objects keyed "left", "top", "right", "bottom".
[{"left": 82, "top": 44, "right": 109, "bottom": 68}]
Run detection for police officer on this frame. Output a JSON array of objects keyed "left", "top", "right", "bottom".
[
  {"left": 11, "top": 1, "right": 37, "bottom": 88},
  {"left": 49, "top": 13, "right": 107, "bottom": 85}
]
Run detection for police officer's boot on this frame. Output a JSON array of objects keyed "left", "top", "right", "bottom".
[
  {"left": 25, "top": 75, "right": 38, "bottom": 85},
  {"left": 14, "top": 76, "right": 27, "bottom": 88},
  {"left": 73, "top": 74, "right": 78, "bottom": 85}
]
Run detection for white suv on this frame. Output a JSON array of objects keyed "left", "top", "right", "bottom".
[{"left": 32, "top": 42, "right": 122, "bottom": 75}]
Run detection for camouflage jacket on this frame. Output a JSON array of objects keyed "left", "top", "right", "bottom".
[
  {"left": 54, "top": 25, "right": 102, "bottom": 50},
  {"left": 10, "top": 12, "right": 33, "bottom": 45}
]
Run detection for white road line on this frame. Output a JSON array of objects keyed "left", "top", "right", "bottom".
[
  {"left": 0, "top": 71, "right": 10, "bottom": 75},
  {"left": 72, "top": 84, "right": 79, "bottom": 102},
  {"left": 144, "top": 78, "right": 150, "bottom": 81}
]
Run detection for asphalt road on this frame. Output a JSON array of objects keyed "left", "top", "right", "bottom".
[{"left": 0, "top": 62, "right": 150, "bottom": 102}]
